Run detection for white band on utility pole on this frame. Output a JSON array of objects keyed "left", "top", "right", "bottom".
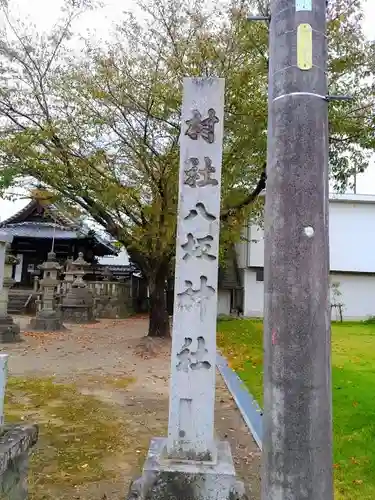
[{"left": 273, "top": 92, "right": 326, "bottom": 102}]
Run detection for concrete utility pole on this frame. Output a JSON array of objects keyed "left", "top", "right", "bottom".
[{"left": 263, "top": 0, "right": 333, "bottom": 498}]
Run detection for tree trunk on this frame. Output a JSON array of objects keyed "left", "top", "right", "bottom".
[{"left": 147, "top": 268, "right": 170, "bottom": 338}]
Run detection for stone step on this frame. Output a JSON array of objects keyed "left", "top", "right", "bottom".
[{"left": 8, "top": 293, "right": 34, "bottom": 315}]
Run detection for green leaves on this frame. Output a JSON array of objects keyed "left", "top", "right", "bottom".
[{"left": 0, "top": 0, "right": 373, "bottom": 274}]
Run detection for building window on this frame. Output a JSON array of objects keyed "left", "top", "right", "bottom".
[{"left": 255, "top": 268, "right": 264, "bottom": 282}]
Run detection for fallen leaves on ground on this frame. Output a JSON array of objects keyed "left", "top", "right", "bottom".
[
  {"left": 133, "top": 336, "right": 171, "bottom": 359},
  {"left": 5, "top": 376, "right": 148, "bottom": 500}
]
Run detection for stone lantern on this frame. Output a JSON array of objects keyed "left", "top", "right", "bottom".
[
  {"left": 0, "top": 242, "right": 21, "bottom": 343},
  {"left": 28, "top": 251, "right": 65, "bottom": 331},
  {"left": 71, "top": 252, "right": 89, "bottom": 287},
  {"left": 60, "top": 253, "right": 95, "bottom": 323},
  {"left": 61, "top": 257, "right": 75, "bottom": 296}
]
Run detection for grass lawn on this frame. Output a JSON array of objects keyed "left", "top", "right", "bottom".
[{"left": 217, "top": 319, "right": 375, "bottom": 500}]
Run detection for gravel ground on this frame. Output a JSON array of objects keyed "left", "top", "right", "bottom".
[{"left": 1, "top": 316, "right": 261, "bottom": 499}]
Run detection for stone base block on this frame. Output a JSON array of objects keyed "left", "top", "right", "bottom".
[
  {"left": 0, "top": 316, "right": 21, "bottom": 343},
  {"left": 60, "top": 306, "right": 96, "bottom": 324},
  {"left": 126, "top": 438, "right": 249, "bottom": 500},
  {"left": 28, "top": 311, "right": 66, "bottom": 332},
  {"left": 0, "top": 424, "right": 38, "bottom": 500}
]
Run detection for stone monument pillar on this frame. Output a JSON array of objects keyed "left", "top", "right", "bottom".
[
  {"left": 60, "top": 253, "right": 95, "bottom": 323},
  {"left": 127, "top": 78, "right": 246, "bottom": 500},
  {"left": 28, "top": 251, "right": 65, "bottom": 331},
  {"left": 0, "top": 245, "right": 21, "bottom": 343}
]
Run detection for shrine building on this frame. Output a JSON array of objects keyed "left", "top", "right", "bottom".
[{"left": 0, "top": 198, "right": 118, "bottom": 289}]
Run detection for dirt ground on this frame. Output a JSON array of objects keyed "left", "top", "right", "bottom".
[{"left": 1, "top": 316, "right": 261, "bottom": 499}]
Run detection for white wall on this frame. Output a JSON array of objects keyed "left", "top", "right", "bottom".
[
  {"left": 246, "top": 194, "right": 375, "bottom": 272},
  {"left": 330, "top": 274, "right": 375, "bottom": 320},
  {"left": 243, "top": 269, "right": 375, "bottom": 321},
  {"left": 243, "top": 270, "right": 264, "bottom": 318},
  {"left": 329, "top": 200, "right": 375, "bottom": 272},
  {"left": 247, "top": 225, "right": 264, "bottom": 268},
  {"left": 242, "top": 195, "right": 375, "bottom": 321}
]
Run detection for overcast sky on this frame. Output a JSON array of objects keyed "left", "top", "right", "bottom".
[{"left": 0, "top": 0, "right": 374, "bottom": 220}]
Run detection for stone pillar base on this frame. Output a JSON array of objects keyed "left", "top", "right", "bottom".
[
  {"left": 0, "top": 424, "right": 38, "bottom": 500},
  {"left": 28, "top": 311, "right": 66, "bottom": 332},
  {"left": 60, "top": 306, "right": 96, "bottom": 324},
  {"left": 126, "top": 438, "right": 249, "bottom": 500},
  {"left": 0, "top": 316, "right": 21, "bottom": 343}
]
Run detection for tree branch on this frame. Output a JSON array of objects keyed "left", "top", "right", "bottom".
[{"left": 220, "top": 166, "right": 267, "bottom": 222}]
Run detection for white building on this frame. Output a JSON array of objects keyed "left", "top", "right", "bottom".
[{"left": 218, "top": 193, "right": 375, "bottom": 321}]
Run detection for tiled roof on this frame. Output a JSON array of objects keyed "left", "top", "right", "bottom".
[
  {"left": 0, "top": 201, "right": 118, "bottom": 254},
  {"left": 1, "top": 200, "right": 78, "bottom": 228},
  {"left": 2, "top": 223, "right": 83, "bottom": 240}
]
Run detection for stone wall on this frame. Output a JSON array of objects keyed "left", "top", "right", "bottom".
[
  {"left": 0, "top": 424, "right": 38, "bottom": 500},
  {"left": 87, "top": 281, "right": 133, "bottom": 319},
  {"left": 10, "top": 280, "right": 137, "bottom": 319}
]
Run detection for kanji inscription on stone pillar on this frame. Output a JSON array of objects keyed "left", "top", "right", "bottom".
[{"left": 167, "top": 78, "right": 225, "bottom": 461}]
